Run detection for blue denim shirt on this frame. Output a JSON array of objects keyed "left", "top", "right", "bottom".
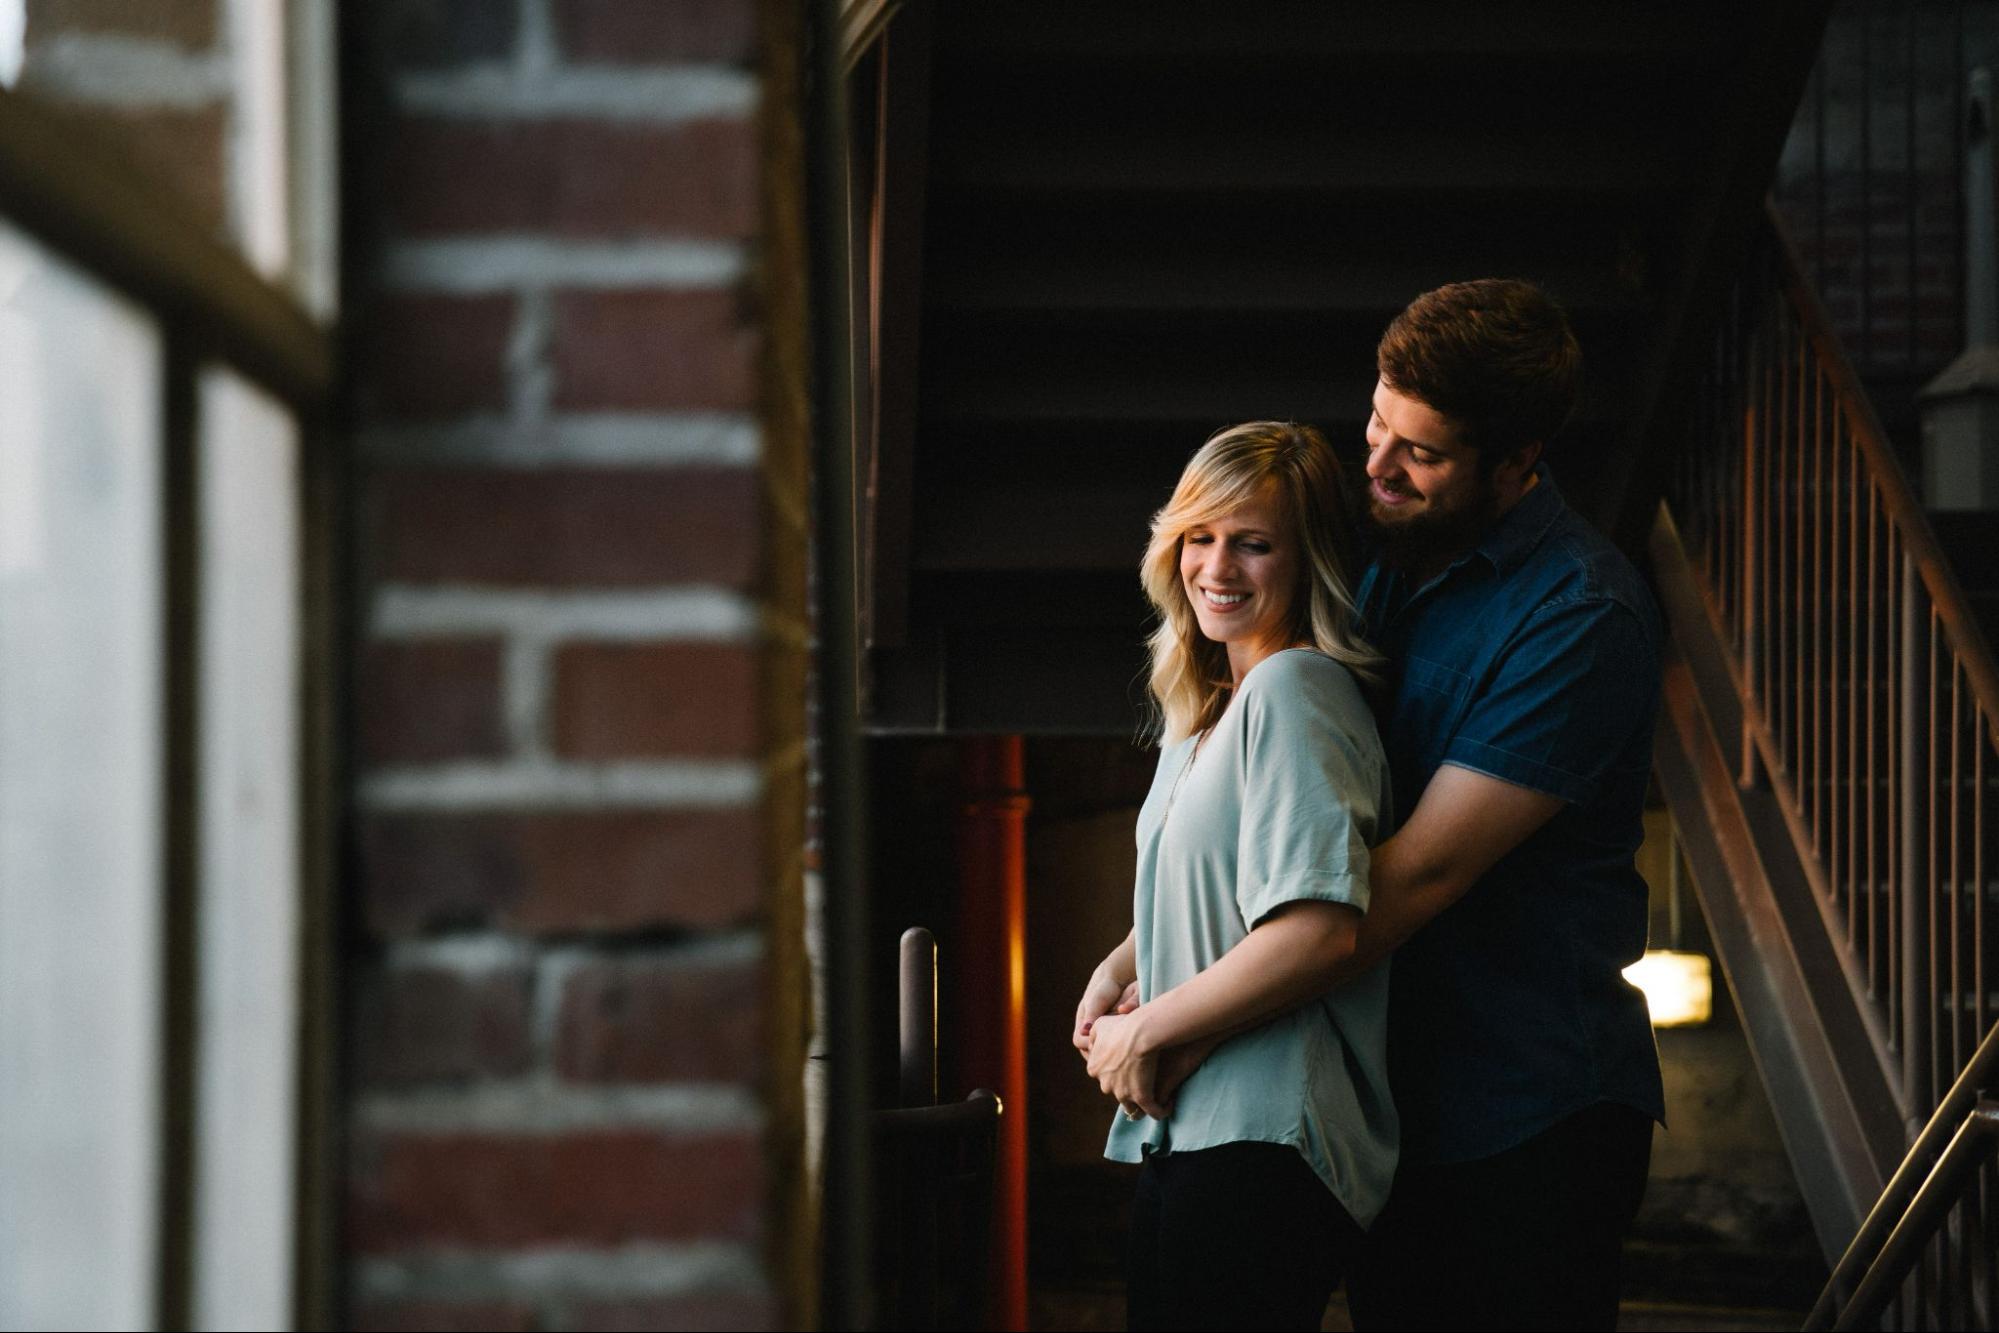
[{"left": 1354, "top": 466, "right": 1664, "bottom": 1164}]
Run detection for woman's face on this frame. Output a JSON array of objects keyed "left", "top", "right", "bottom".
[{"left": 1178, "top": 482, "right": 1301, "bottom": 671}]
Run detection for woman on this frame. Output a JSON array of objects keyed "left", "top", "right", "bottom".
[{"left": 1072, "top": 421, "right": 1396, "bottom": 1331}]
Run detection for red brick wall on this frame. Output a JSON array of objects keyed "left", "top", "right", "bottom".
[{"left": 346, "top": 1, "right": 810, "bottom": 1327}]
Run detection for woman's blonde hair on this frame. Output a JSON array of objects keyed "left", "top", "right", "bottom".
[{"left": 1141, "top": 421, "right": 1381, "bottom": 744}]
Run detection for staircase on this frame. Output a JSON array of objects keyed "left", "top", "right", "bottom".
[{"left": 854, "top": 1, "right": 1832, "bottom": 733}]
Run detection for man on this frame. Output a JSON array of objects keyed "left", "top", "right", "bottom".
[{"left": 1340, "top": 279, "right": 1664, "bottom": 1331}]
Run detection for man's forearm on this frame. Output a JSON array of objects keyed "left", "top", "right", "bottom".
[
  {"left": 1127, "top": 904, "right": 1357, "bottom": 1055},
  {"left": 1334, "top": 764, "right": 1568, "bottom": 982},
  {"left": 1337, "top": 834, "right": 1460, "bottom": 980}
]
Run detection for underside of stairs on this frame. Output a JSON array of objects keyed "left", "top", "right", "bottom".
[{"left": 856, "top": 0, "right": 1831, "bottom": 734}]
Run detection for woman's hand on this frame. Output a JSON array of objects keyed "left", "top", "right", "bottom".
[
  {"left": 1073, "top": 973, "right": 1140, "bottom": 1054},
  {"left": 1085, "top": 1012, "right": 1168, "bottom": 1119}
]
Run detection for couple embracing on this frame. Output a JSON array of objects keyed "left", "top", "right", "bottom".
[{"left": 1071, "top": 280, "right": 1664, "bottom": 1332}]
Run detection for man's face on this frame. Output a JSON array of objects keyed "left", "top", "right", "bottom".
[{"left": 1363, "top": 377, "right": 1499, "bottom": 567}]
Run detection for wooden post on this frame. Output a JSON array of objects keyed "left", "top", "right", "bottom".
[{"left": 955, "top": 736, "right": 1030, "bottom": 1332}]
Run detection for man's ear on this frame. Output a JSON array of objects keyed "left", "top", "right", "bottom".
[{"left": 1494, "top": 440, "right": 1544, "bottom": 487}]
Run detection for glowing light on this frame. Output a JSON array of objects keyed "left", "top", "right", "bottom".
[{"left": 1624, "top": 949, "right": 1713, "bottom": 1027}]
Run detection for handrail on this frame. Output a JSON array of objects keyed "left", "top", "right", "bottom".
[
  {"left": 1665, "top": 200, "right": 1999, "bottom": 1330},
  {"left": 0, "top": 86, "right": 331, "bottom": 405},
  {"left": 1829, "top": 1101, "right": 1999, "bottom": 1332},
  {"left": 1762, "top": 200, "right": 1999, "bottom": 748},
  {"left": 1808, "top": 1019, "right": 1999, "bottom": 1330}
]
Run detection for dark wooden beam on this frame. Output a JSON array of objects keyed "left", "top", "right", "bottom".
[
  {"left": 0, "top": 87, "right": 332, "bottom": 407},
  {"left": 861, "top": 0, "right": 932, "bottom": 649}
]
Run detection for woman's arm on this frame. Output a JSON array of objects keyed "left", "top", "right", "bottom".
[
  {"left": 1084, "top": 901, "right": 1358, "bottom": 1115},
  {"left": 1071, "top": 928, "right": 1137, "bottom": 1053}
]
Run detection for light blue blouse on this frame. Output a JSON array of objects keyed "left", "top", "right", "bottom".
[{"left": 1104, "top": 648, "right": 1398, "bottom": 1229}]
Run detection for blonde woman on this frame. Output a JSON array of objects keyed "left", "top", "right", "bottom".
[{"left": 1072, "top": 421, "right": 1396, "bottom": 1331}]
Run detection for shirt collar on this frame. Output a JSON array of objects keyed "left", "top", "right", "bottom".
[{"left": 1471, "top": 462, "right": 1565, "bottom": 576}]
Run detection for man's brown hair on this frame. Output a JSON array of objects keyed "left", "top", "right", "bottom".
[{"left": 1376, "top": 279, "right": 1582, "bottom": 468}]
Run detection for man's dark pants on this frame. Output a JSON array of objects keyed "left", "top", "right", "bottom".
[{"left": 1347, "top": 1100, "right": 1654, "bottom": 1331}]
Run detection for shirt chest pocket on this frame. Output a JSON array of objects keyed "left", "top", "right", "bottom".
[{"left": 1397, "top": 654, "right": 1474, "bottom": 765}]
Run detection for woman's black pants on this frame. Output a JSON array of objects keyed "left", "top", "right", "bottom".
[{"left": 1126, "top": 1140, "right": 1363, "bottom": 1332}]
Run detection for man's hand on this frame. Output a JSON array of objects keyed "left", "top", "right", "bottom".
[
  {"left": 1152, "top": 1032, "right": 1224, "bottom": 1113},
  {"left": 1084, "top": 1012, "right": 1168, "bottom": 1119}
]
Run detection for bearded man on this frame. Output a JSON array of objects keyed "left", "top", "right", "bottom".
[{"left": 1339, "top": 279, "right": 1665, "bottom": 1332}]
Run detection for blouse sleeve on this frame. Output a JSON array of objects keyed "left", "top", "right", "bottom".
[{"left": 1234, "top": 653, "right": 1385, "bottom": 930}]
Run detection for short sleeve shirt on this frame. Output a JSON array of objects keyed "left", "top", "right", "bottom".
[
  {"left": 1353, "top": 466, "right": 1665, "bottom": 1165},
  {"left": 1103, "top": 649, "right": 1399, "bottom": 1229}
]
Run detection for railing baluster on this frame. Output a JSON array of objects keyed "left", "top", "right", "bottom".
[
  {"left": 1979, "top": 705, "right": 1989, "bottom": 1055},
  {"left": 1953, "top": 660, "right": 1965, "bottom": 1085},
  {"left": 1743, "top": 336, "right": 1761, "bottom": 788},
  {"left": 1891, "top": 523, "right": 1904, "bottom": 1055},
  {"left": 1869, "top": 476, "right": 1882, "bottom": 995},
  {"left": 1800, "top": 312, "right": 1811, "bottom": 816},
  {"left": 1905, "top": 551, "right": 1926, "bottom": 1116},
  {"left": 1932, "top": 606, "right": 1944, "bottom": 1112},
  {"left": 1812, "top": 348, "right": 1826, "bottom": 865},
  {"left": 1849, "top": 414, "right": 1861, "bottom": 952}
]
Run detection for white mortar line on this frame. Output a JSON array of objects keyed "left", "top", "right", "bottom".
[
  {"left": 23, "top": 33, "right": 229, "bottom": 107},
  {"left": 352, "top": 1241, "right": 768, "bottom": 1302},
  {"left": 359, "top": 414, "right": 761, "bottom": 468},
  {"left": 397, "top": 64, "right": 756, "bottom": 122},
  {"left": 370, "top": 587, "right": 760, "bottom": 642},
  {"left": 381, "top": 236, "right": 747, "bottom": 292},
  {"left": 354, "top": 1077, "right": 764, "bottom": 1135},
  {"left": 383, "top": 933, "right": 537, "bottom": 972},
  {"left": 358, "top": 758, "right": 762, "bottom": 810}
]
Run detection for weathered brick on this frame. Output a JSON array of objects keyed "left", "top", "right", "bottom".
[
  {"left": 550, "top": 289, "right": 758, "bottom": 412},
  {"left": 348, "top": 1128, "right": 763, "bottom": 1249},
  {"left": 552, "top": 642, "right": 758, "bottom": 759},
  {"left": 360, "top": 639, "right": 509, "bottom": 764},
  {"left": 355, "top": 963, "right": 534, "bottom": 1086},
  {"left": 566, "top": 1292, "right": 778, "bottom": 1332},
  {"left": 361, "top": 810, "right": 764, "bottom": 936},
  {"left": 386, "top": 119, "right": 758, "bottom": 239},
  {"left": 359, "top": 294, "right": 516, "bottom": 420},
  {"left": 26, "top": 0, "right": 215, "bottom": 47},
  {"left": 553, "top": 0, "right": 757, "bottom": 66},
  {"left": 556, "top": 952, "right": 762, "bottom": 1083},
  {"left": 352, "top": 1301, "right": 538, "bottom": 1333},
  {"left": 370, "top": 0, "right": 518, "bottom": 69},
  {"left": 369, "top": 468, "right": 761, "bottom": 588}
]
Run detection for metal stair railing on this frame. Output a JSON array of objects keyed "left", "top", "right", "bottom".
[
  {"left": 1808, "top": 1019, "right": 1999, "bottom": 1331},
  {"left": 1663, "top": 198, "right": 1999, "bottom": 1327}
]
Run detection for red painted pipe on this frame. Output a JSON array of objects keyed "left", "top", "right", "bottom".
[{"left": 955, "top": 735, "right": 1030, "bottom": 1332}]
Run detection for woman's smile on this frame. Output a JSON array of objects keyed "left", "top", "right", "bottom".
[{"left": 1179, "top": 482, "right": 1300, "bottom": 683}]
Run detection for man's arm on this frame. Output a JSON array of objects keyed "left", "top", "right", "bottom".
[
  {"left": 1085, "top": 900, "right": 1358, "bottom": 1115},
  {"left": 1337, "top": 762, "right": 1564, "bottom": 980}
]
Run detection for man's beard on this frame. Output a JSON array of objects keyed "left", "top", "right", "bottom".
[{"left": 1366, "top": 475, "right": 1502, "bottom": 572}]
